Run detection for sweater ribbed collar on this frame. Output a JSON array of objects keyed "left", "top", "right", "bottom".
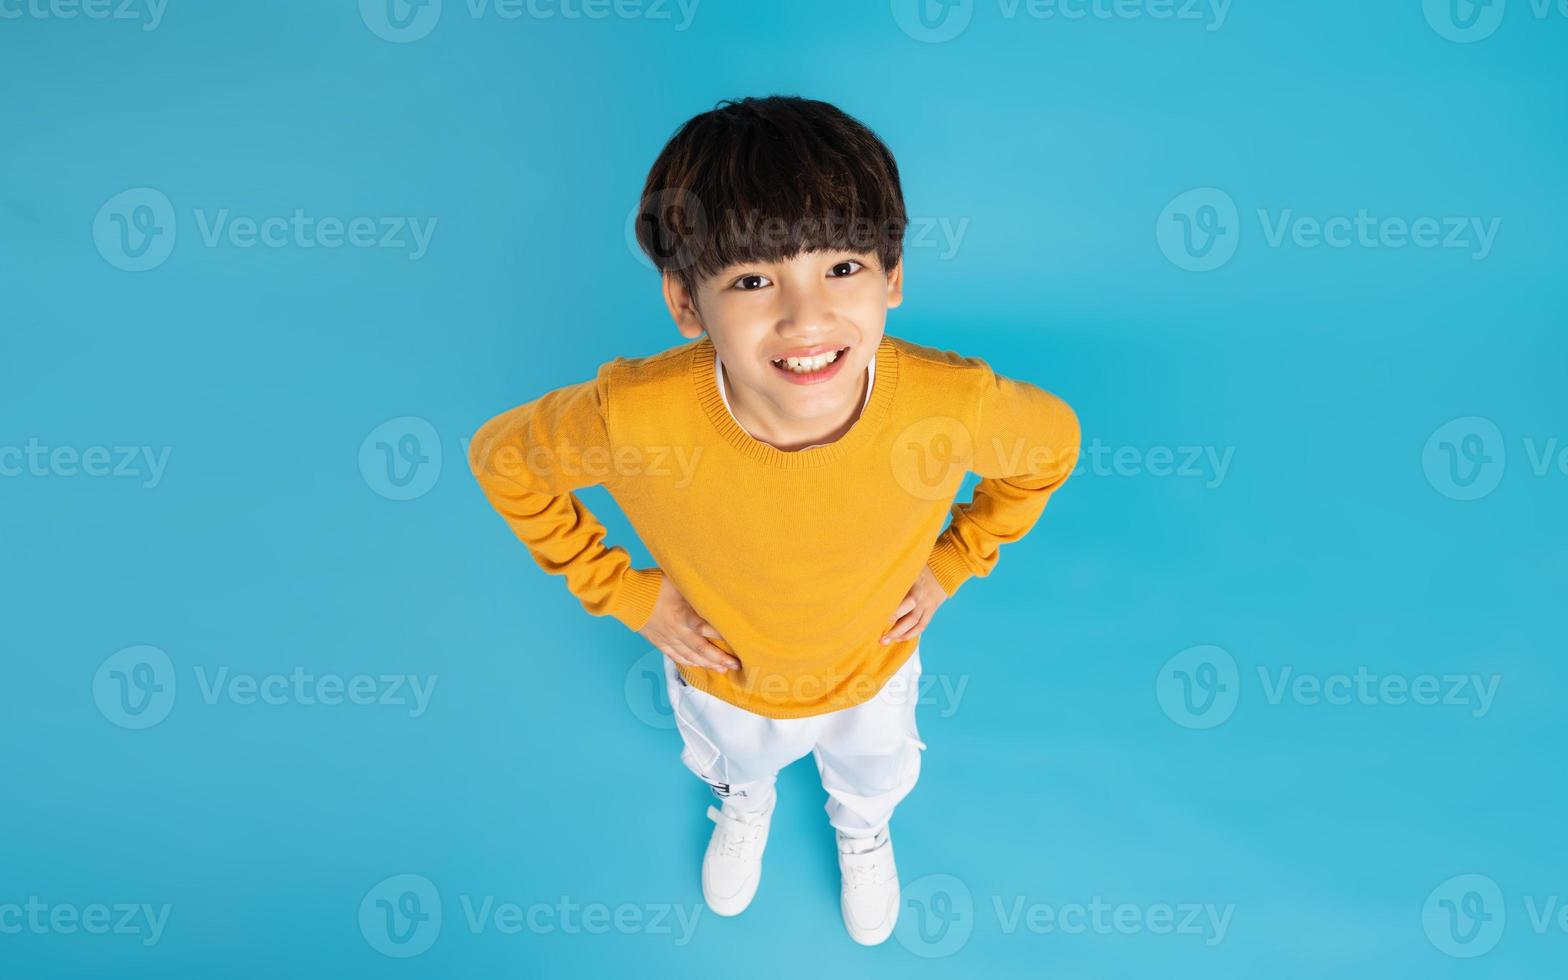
[{"left": 691, "top": 334, "right": 900, "bottom": 468}]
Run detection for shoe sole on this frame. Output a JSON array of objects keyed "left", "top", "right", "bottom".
[
  {"left": 842, "top": 885, "right": 899, "bottom": 944},
  {"left": 703, "top": 875, "right": 760, "bottom": 917}
]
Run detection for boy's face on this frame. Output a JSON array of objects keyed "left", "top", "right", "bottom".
[{"left": 664, "top": 249, "right": 904, "bottom": 424}]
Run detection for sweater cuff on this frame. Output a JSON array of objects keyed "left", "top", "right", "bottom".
[
  {"left": 926, "top": 535, "right": 973, "bottom": 598},
  {"left": 609, "top": 566, "right": 665, "bottom": 632}
]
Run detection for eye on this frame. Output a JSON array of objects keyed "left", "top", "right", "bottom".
[
  {"left": 731, "top": 273, "right": 772, "bottom": 291},
  {"left": 829, "top": 259, "right": 865, "bottom": 278}
]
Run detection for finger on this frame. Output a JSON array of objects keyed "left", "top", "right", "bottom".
[
  {"left": 689, "top": 621, "right": 739, "bottom": 669},
  {"left": 889, "top": 595, "right": 918, "bottom": 623},
  {"left": 694, "top": 637, "right": 742, "bottom": 671},
  {"left": 686, "top": 635, "right": 741, "bottom": 671},
  {"left": 657, "top": 642, "right": 699, "bottom": 669},
  {"left": 893, "top": 617, "right": 928, "bottom": 644},
  {"left": 883, "top": 607, "right": 927, "bottom": 644},
  {"left": 675, "top": 636, "right": 738, "bottom": 673}
]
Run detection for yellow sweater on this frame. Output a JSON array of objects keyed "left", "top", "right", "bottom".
[{"left": 468, "top": 333, "right": 1080, "bottom": 718}]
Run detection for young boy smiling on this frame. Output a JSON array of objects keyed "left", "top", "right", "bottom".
[{"left": 468, "top": 95, "right": 1080, "bottom": 945}]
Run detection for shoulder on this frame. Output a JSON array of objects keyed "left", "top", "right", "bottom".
[
  {"left": 598, "top": 336, "right": 707, "bottom": 442},
  {"left": 887, "top": 333, "right": 1078, "bottom": 435},
  {"left": 887, "top": 335, "right": 994, "bottom": 375},
  {"left": 885, "top": 335, "right": 998, "bottom": 410},
  {"left": 602, "top": 336, "right": 704, "bottom": 394},
  {"left": 468, "top": 338, "right": 696, "bottom": 445}
]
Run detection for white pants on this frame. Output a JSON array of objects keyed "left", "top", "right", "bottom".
[{"left": 663, "top": 647, "right": 928, "bottom": 838}]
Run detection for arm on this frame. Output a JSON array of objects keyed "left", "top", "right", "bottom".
[
  {"left": 924, "top": 363, "right": 1081, "bottom": 597},
  {"left": 467, "top": 362, "right": 664, "bottom": 632}
]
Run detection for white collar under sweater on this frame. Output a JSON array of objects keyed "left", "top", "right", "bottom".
[{"left": 714, "top": 348, "right": 876, "bottom": 451}]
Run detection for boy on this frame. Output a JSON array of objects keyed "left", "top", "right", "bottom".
[{"left": 467, "top": 95, "right": 1080, "bottom": 946}]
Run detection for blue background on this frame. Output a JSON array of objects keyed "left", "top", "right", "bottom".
[{"left": 2, "top": 0, "right": 1564, "bottom": 976}]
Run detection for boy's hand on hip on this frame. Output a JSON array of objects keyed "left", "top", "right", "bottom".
[
  {"left": 639, "top": 573, "right": 742, "bottom": 673},
  {"left": 884, "top": 565, "right": 947, "bottom": 645}
]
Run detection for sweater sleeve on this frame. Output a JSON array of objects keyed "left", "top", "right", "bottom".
[
  {"left": 467, "top": 362, "right": 665, "bottom": 632},
  {"left": 924, "top": 362, "right": 1081, "bottom": 597}
]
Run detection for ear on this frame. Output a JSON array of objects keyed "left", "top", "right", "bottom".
[
  {"left": 885, "top": 258, "right": 904, "bottom": 310},
  {"left": 663, "top": 273, "right": 706, "bottom": 340}
]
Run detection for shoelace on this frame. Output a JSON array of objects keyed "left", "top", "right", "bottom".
[
  {"left": 707, "top": 805, "right": 764, "bottom": 860},
  {"left": 840, "top": 834, "right": 890, "bottom": 890},
  {"left": 844, "top": 857, "right": 885, "bottom": 889}
]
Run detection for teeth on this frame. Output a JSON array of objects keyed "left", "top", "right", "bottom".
[{"left": 773, "top": 348, "right": 843, "bottom": 373}]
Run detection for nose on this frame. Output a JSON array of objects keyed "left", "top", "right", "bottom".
[{"left": 775, "top": 276, "right": 838, "bottom": 340}]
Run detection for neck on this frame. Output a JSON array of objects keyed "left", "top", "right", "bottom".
[{"left": 722, "top": 362, "right": 869, "bottom": 452}]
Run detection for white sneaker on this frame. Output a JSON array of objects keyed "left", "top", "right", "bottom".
[
  {"left": 701, "top": 797, "right": 774, "bottom": 916},
  {"left": 836, "top": 826, "right": 900, "bottom": 945}
]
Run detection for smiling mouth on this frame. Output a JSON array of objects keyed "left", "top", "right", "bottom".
[{"left": 770, "top": 346, "right": 850, "bottom": 374}]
